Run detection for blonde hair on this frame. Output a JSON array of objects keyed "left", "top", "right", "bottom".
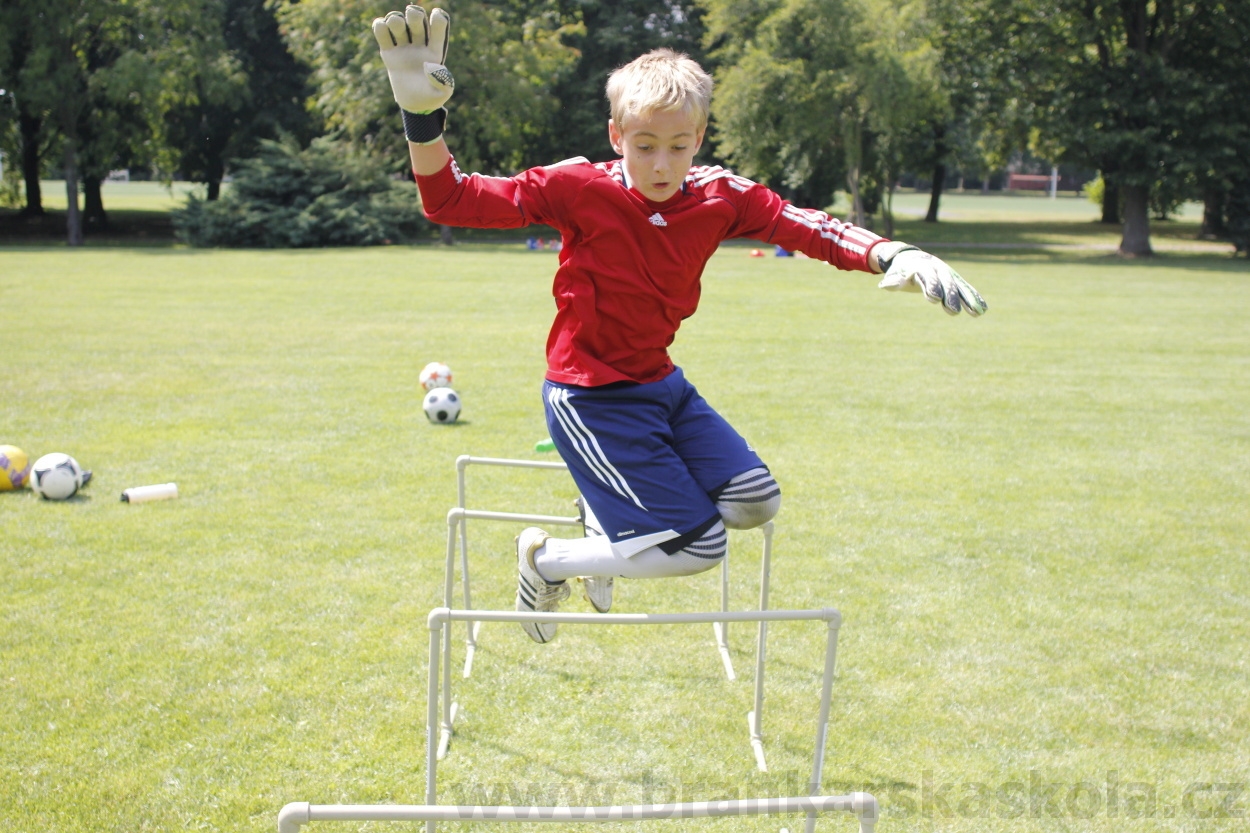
[{"left": 606, "top": 48, "right": 714, "bottom": 131}]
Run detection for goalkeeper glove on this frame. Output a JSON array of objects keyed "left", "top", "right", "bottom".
[
  {"left": 872, "top": 241, "right": 988, "bottom": 317},
  {"left": 372, "top": 5, "right": 454, "bottom": 144}
]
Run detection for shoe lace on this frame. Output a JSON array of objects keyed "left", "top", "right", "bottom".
[{"left": 533, "top": 580, "right": 570, "bottom": 610}]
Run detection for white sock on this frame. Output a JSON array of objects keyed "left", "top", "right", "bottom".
[{"left": 534, "top": 533, "right": 723, "bottom": 581}]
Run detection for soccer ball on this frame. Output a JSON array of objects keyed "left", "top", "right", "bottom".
[
  {"left": 423, "top": 387, "right": 461, "bottom": 424},
  {"left": 1, "top": 444, "right": 31, "bottom": 490},
  {"left": 30, "top": 453, "right": 87, "bottom": 500},
  {"left": 419, "top": 361, "right": 453, "bottom": 391}
]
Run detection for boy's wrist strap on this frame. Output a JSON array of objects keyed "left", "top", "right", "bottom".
[
  {"left": 401, "top": 107, "right": 447, "bottom": 145},
  {"left": 870, "top": 240, "right": 919, "bottom": 273}
]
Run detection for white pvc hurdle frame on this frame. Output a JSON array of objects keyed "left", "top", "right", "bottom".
[
  {"left": 427, "top": 607, "right": 843, "bottom": 833},
  {"left": 441, "top": 457, "right": 778, "bottom": 769},
  {"left": 448, "top": 455, "right": 775, "bottom": 682},
  {"left": 277, "top": 794, "right": 879, "bottom": 833}
]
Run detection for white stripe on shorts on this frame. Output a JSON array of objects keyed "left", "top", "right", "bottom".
[{"left": 547, "top": 387, "right": 646, "bottom": 510}]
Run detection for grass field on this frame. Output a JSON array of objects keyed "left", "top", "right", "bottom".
[{"left": 2, "top": 226, "right": 1249, "bottom": 833}]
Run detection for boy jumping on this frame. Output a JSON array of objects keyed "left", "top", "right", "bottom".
[{"left": 373, "top": 6, "right": 987, "bottom": 643}]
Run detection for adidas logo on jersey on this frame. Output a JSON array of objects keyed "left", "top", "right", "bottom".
[{"left": 648, "top": 213, "right": 667, "bottom": 227}]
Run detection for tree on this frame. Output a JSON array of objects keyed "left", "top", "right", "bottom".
[
  {"left": 23, "top": 0, "right": 97, "bottom": 244},
  {"left": 704, "top": 0, "right": 862, "bottom": 216},
  {"left": 278, "top": 0, "right": 578, "bottom": 175},
  {"left": 279, "top": 0, "right": 578, "bottom": 244},
  {"left": 164, "top": 0, "right": 319, "bottom": 202},
  {"left": 74, "top": 4, "right": 165, "bottom": 229},
  {"left": 860, "top": 0, "right": 945, "bottom": 232},
  {"left": 1, "top": 0, "right": 318, "bottom": 237},
  {"left": 950, "top": 0, "right": 1249, "bottom": 257},
  {"left": 1170, "top": 2, "right": 1250, "bottom": 245},
  {"left": 0, "top": 0, "right": 82, "bottom": 220},
  {"left": 703, "top": 0, "right": 941, "bottom": 229},
  {"left": 927, "top": 0, "right": 1040, "bottom": 219},
  {"left": 545, "top": 0, "right": 708, "bottom": 165},
  {"left": 0, "top": 0, "right": 181, "bottom": 240}
]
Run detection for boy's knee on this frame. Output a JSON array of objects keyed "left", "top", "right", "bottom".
[
  {"left": 714, "top": 467, "right": 781, "bottom": 530},
  {"left": 717, "top": 493, "right": 781, "bottom": 529}
]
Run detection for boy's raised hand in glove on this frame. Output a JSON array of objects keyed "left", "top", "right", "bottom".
[
  {"left": 372, "top": 5, "right": 453, "bottom": 143},
  {"left": 872, "top": 240, "right": 988, "bottom": 317}
]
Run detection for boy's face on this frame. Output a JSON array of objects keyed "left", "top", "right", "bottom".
[{"left": 609, "top": 108, "right": 705, "bottom": 203}]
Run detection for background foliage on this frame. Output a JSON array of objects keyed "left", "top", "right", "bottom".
[
  {"left": 3, "top": 0, "right": 1250, "bottom": 253},
  {"left": 172, "top": 135, "right": 427, "bottom": 246}
]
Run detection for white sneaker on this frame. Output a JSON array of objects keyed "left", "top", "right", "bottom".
[
  {"left": 574, "top": 497, "right": 613, "bottom": 613},
  {"left": 579, "top": 575, "right": 614, "bottom": 613},
  {"left": 515, "top": 527, "right": 569, "bottom": 643},
  {"left": 575, "top": 496, "right": 603, "bottom": 537}
]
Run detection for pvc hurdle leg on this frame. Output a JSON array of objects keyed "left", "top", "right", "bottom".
[
  {"left": 805, "top": 613, "right": 842, "bottom": 833},
  {"left": 438, "top": 621, "right": 455, "bottom": 760},
  {"left": 425, "top": 622, "right": 442, "bottom": 833},
  {"left": 438, "top": 516, "right": 458, "bottom": 757},
  {"left": 455, "top": 463, "right": 479, "bottom": 677},
  {"left": 748, "top": 521, "right": 774, "bottom": 772},
  {"left": 712, "top": 544, "right": 735, "bottom": 680}
]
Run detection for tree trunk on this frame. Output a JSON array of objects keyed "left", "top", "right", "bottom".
[
  {"left": 1201, "top": 186, "right": 1226, "bottom": 239},
  {"left": 847, "top": 165, "right": 863, "bottom": 227},
  {"left": 206, "top": 153, "right": 225, "bottom": 201},
  {"left": 83, "top": 174, "right": 107, "bottom": 230},
  {"left": 882, "top": 174, "right": 896, "bottom": 238},
  {"left": 1101, "top": 179, "right": 1120, "bottom": 224},
  {"left": 843, "top": 120, "right": 866, "bottom": 227},
  {"left": 1118, "top": 183, "right": 1152, "bottom": 257},
  {"left": 439, "top": 224, "right": 455, "bottom": 245},
  {"left": 924, "top": 126, "right": 947, "bottom": 223},
  {"left": 924, "top": 161, "right": 945, "bottom": 222},
  {"left": 64, "top": 141, "right": 83, "bottom": 247},
  {"left": 18, "top": 111, "right": 44, "bottom": 217}
]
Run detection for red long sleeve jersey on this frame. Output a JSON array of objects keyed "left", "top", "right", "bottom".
[{"left": 416, "top": 156, "right": 886, "bottom": 386}]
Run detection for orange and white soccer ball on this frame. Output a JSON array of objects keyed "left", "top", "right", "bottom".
[{"left": 419, "top": 362, "right": 453, "bottom": 391}]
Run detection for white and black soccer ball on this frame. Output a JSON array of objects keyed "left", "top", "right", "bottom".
[
  {"left": 422, "top": 387, "right": 461, "bottom": 424},
  {"left": 419, "top": 361, "right": 453, "bottom": 392},
  {"left": 30, "top": 452, "right": 87, "bottom": 500}
]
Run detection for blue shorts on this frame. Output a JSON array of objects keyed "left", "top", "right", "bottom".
[{"left": 543, "top": 368, "right": 766, "bottom": 556}]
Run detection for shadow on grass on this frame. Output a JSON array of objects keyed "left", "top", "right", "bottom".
[{"left": 0, "top": 208, "right": 181, "bottom": 246}]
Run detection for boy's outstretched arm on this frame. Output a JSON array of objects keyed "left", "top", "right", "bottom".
[
  {"left": 735, "top": 186, "right": 987, "bottom": 317},
  {"left": 371, "top": 5, "right": 453, "bottom": 174},
  {"left": 870, "top": 240, "right": 988, "bottom": 317}
]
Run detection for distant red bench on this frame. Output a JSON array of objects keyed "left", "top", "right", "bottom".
[{"left": 1006, "top": 174, "right": 1053, "bottom": 190}]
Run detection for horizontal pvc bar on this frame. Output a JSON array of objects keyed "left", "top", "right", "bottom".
[
  {"left": 447, "top": 508, "right": 581, "bottom": 527},
  {"left": 427, "top": 606, "right": 839, "bottom": 629},
  {"left": 278, "top": 794, "right": 877, "bottom": 831},
  {"left": 456, "top": 455, "right": 569, "bottom": 472}
]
